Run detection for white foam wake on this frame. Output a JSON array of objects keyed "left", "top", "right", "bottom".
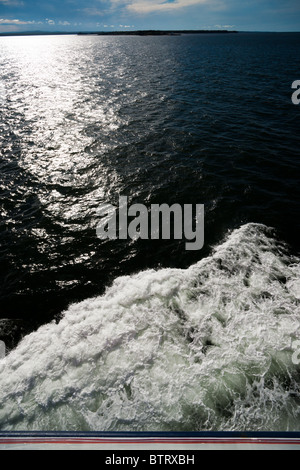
[{"left": 0, "top": 223, "right": 300, "bottom": 431}]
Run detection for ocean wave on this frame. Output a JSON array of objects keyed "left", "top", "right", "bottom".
[{"left": 0, "top": 223, "right": 300, "bottom": 431}]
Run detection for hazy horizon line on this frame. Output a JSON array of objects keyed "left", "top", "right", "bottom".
[{"left": 0, "top": 29, "right": 300, "bottom": 36}]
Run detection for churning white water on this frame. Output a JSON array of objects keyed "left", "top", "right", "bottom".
[{"left": 0, "top": 223, "right": 299, "bottom": 432}]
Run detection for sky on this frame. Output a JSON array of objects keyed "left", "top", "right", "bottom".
[{"left": 0, "top": 0, "right": 300, "bottom": 33}]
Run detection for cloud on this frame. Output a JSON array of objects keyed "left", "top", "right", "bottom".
[
  {"left": 0, "top": 18, "right": 72, "bottom": 29},
  {"left": 126, "top": 0, "right": 211, "bottom": 14},
  {"left": 0, "top": 18, "right": 36, "bottom": 24},
  {"left": 79, "top": 0, "right": 223, "bottom": 19},
  {"left": 0, "top": 0, "right": 24, "bottom": 5},
  {"left": 215, "top": 24, "right": 236, "bottom": 29},
  {"left": 81, "top": 8, "right": 107, "bottom": 16},
  {"left": 81, "top": 0, "right": 217, "bottom": 16}
]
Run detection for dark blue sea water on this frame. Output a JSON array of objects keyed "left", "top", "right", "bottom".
[{"left": 0, "top": 32, "right": 299, "bottom": 432}]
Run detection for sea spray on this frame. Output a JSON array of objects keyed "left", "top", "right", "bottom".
[{"left": 0, "top": 223, "right": 300, "bottom": 432}]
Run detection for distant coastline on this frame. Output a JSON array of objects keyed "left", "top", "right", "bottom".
[
  {"left": 84, "top": 30, "right": 239, "bottom": 36},
  {"left": 0, "top": 29, "right": 238, "bottom": 37}
]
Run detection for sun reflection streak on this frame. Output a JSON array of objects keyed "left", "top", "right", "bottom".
[{"left": 0, "top": 36, "right": 128, "bottom": 225}]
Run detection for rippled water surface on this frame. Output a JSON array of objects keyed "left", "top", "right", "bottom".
[{"left": 0, "top": 33, "right": 299, "bottom": 431}]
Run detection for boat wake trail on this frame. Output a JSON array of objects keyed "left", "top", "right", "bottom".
[{"left": 0, "top": 223, "right": 300, "bottom": 432}]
